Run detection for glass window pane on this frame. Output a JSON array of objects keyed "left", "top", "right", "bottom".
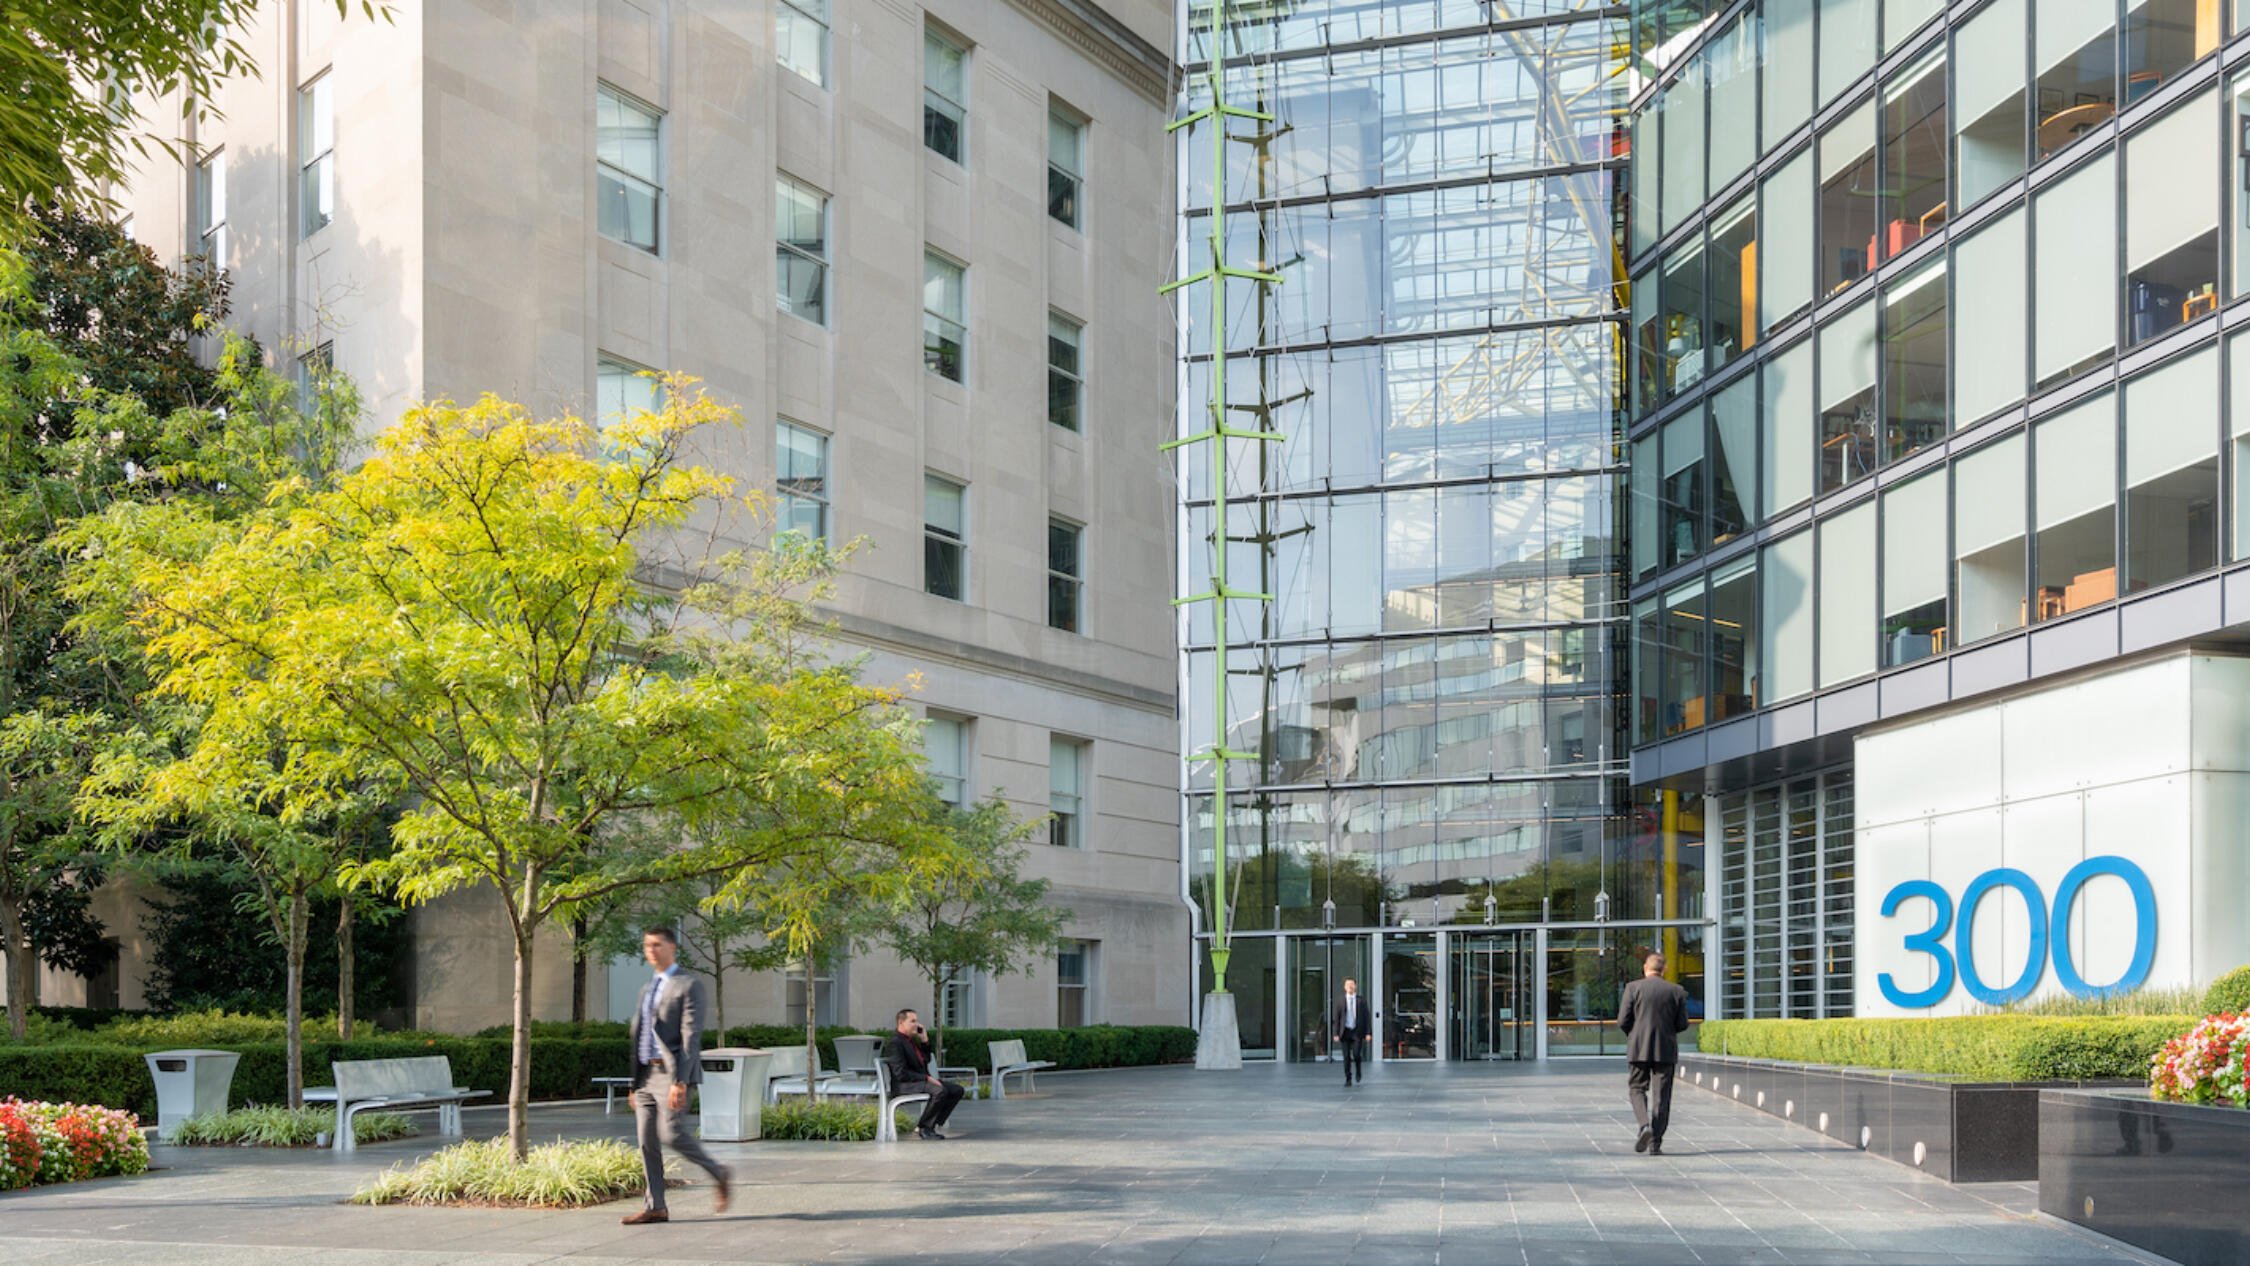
[
  {"left": 1818, "top": 500, "right": 1877, "bottom": 686},
  {"left": 1956, "top": 0, "right": 2028, "bottom": 208},
  {"left": 1955, "top": 433, "right": 2027, "bottom": 643},
  {"left": 1662, "top": 578, "right": 1707, "bottom": 735},
  {"left": 1818, "top": 0, "right": 1877, "bottom": 108},
  {"left": 1881, "top": 471, "right": 1948, "bottom": 666},
  {"left": 1711, "top": 555, "right": 1757, "bottom": 720},
  {"left": 1765, "top": 1, "right": 1816, "bottom": 145},
  {"left": 2232, "top": 331, "right": 2250, "bottom": 558},
  {"left": 1659, "top": 239, "right": 1708, "bottom": 399},
  {"left": 1708, "top": 14, "right": 1758, "bottom": 190},
  {"left": 925, "top": 29, "right": 967, "bottom": 100},
  {"left": 777, "top": 177, "right": 828, "bottom": 324},
  {"left": 1761, "top": 147, "right": 1814, "bottom": 330},
  {"left": 1634, "top": 598, "right": 1661, "bottom": 745},
  {"left": 1631, "top": 108, "right": 1660, "bottom": 259},
  {"left": 926, "top": 474, "right": 966, "bottom": 599},
  {"left": 597, "top": 88, "right": 661, "bottom": 182},
  {"left": 2036, "top": 0, "right": 2118, "bottom": 161},
  {"left": 1712, "top": 374, "right": 1757, "bottom": 541},
  {"left": 2126, "top": 92, "right": 2219, "bottom": 347},
  {"left": 1762, "top": 337, "right": 1815, "bottom": 512},
  {"left": 1662, "top": 409, "right": 1704, "bottom": 567},
  {"left": 1882, "top": 259, "right": 1947, "bottom": 462},
  {"left": 1953, "top": 206, "right": 2028, "bottom": 424},
  {"left": 1632, "top": 433, "right": 1661, "bottom": 580},
  {"left": 1763, "top": 529, "right": 1816, "bottom": 702},
  {"left": 2234, "top": 72, "right": 2250, "bottom": 297},
  {"left": 1818, "top": 299, "right": 1878, "bottom": 492},
  {"left": 2125, "top": 0, "right": 2220, "bottom": 88},
  {"left": 2124, "top": 346, "right": 2221, "bottom": 589},
  {"left": 2033, "top": 391, "right": 2117, "bottom": 620},
  {"left": 778, "top": 0, "right": 829, "bottom": 87},
  {"left": 1886, "top": 0, "right": 1942, "bottom": 51},
  {"left": 1710, "top": 196, "right": 1755, "bottom": 369},
  {"left": 1632, "top": 266, "right": 1663, "bottom": 415},
  {"left": 1818, "top": 99, "right": 1878, "bottom": 294},
  {"left": 776, "top": 420, "right": 829, "bottom": 541},
  {"left": 1660, "top": 61, "right": 1706, "bottom": 234},
  {"left": 2034, "top": 151, "right": 2116, "bottom": 386},
  {"left": 924, "top": 253, "right": 966, "bottom": 381},
  {"left": 1048, "top": 314, "right": 1082, "bottom": 431},
  {"left": 1881, "top": 54, "right": 1948, "bottom": 257},
  {"left": 925, "top": 715, "right": 965, "bottom": 804}
]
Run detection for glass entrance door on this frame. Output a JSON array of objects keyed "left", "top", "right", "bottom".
[
  {"left": 1380, "top": 933, "right": 1438, "bottom": 1059},
  {"left": 1449, "top": 933, "right": 1533, "bottom": 1060},
  {"left": 1289, "top": 936, "right": 1369, "bottom": 1062}
]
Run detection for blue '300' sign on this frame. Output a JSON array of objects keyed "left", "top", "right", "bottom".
[{"left": 1878, "top": 855, "right": 2158, "bottom": 1009}]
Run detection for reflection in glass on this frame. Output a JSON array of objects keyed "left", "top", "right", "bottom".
[
  {"left": 1882, "top": 259, "right": 1947, "bottom": 461},
  {"left": 1818, "top": 300, "right": 1878, "bottom": 492},
  {"left": 1707, "top": 13, "right": 1758, "bottom": 191},
  {"left": 1881, "top": 53, "right": 1949, "bottom": 259},
  {"left": 2126, "top": 93, "right": 2219, "bottom": 346},
  {"left": 1711, "top": 375, "right": 1756, "bottom": 543},
  {"left": 1661, "top": 410, "right": 1703, "bottom": 567},
  {"left": 1709, "top": 198, "right": 1755, "bottom": 370},
  {"left": 1818, "top": 501, "right": 1876, "bottom": 686},
  {"left": 1762, "top": 337, "right": 1814, "bottom": 512},
  {"left": 1660, "top": 59, "right": 1707, "bottom": 235},
  {"left": 1450, "top": 933, "right": 1534, "bottom": 1061},
  {"left": 1634, "top": 598, "right": 1661, "bottom": 744},
  {"left": 1632, "top": 433, "right": 1660, "bottom": 580},
  {"left": 2032, "top": 392, "right": 2117, "bottom": 620},
  {"left": 1662, "top": 578, "right": 1706, "bottom": 735},
  {"left": 1710, "top": 556, "right": 1756, "bottom": 720},
  {"left": 2035, "top": 0, "right": 2117, "bottom": 161},
  {"left": 2034, "top": 152, "right": 2116, "bottom": 387},
  {"left": 1954, "top": 434, "right": 2027, "bottom": 644},
  {"left": 1382, "top": 935, "right": 1438, "bottom": 1059},
  {"left": 2124, "top": 347, "right": 2220, "bottom": 590},
  {"left": 1955, "top": 0, "right": 2028, "bottom": 208},
  {"left": 1881, "top": 472, "right": 1948, "bottom": 666},
  {"left": 1819, "top": 100, "right": 1879, "bottom": 295},
  {"left": 2125, "top": 0, "right": 2220, "bottom": 90},
  {"left": 1660, "top": 241, "right": 1708, "bottom": 399},
  {"left": 1291, "top": 936, "right": 1368, "bottom": 1063},
  {"left": 1765, "top": 1, "right": 1815, "bottom": 147}
]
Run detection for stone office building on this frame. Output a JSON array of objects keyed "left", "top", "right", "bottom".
[{"left": 20, "top": 0, "right": 1191, "bottom": 1035}]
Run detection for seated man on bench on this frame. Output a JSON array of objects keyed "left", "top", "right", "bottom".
[{"left": 882, "top": 1008, "right": 965, "bottom": 1141}]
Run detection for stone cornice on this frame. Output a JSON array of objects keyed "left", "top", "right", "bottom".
[{"left": 1003, "top": 0, "right": 1175, "bottom": 105}]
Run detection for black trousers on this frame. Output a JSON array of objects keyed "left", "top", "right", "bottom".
[
  {"left": 1339, "top": 1031, "right": 1366, "bottom": 1081},
  {"left": 1628, "top": 1060, "right": 1678, "bottom": 1141},
  {"left": 909, "top": 1077, "right": 965, "bottom": 1129}
]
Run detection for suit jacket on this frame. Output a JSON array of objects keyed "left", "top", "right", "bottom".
[
  {"left": 883, "top": 1030, "right": 934, "bottom": 1088},
  {"left": 1617, "top": 975, "right": 1691, "bottom": 1065},
  {"left": 1332, "top": 994, "right": 1372, "bottom": 1040},
  {"left": 627, "top": 969, "right": 707, "bottom": 1087}
]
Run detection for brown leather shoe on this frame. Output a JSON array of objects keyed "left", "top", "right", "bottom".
[
  {"left": 713, "top": 1169, "right": 731, "bottom": 1215},
  {"left": 620, "top": 1209, "right": 669, "bottom": 1225}
]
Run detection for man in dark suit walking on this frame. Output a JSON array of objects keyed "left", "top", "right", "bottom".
[
  {"left": 1333, "top": 977, "right": 1370, "bottom": 1086},
  {"left": 883, "top": 1009, "right": 966, "bottom": 1139},
  {"left": 1617, "top": 951, "right": 1691, "bottom": 1156},
  {"left": 622, "top": 926, "right": 732, "bottom": 1224}
]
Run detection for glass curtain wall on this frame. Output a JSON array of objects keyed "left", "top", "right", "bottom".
[{"left": 1183, "top": 7, "right": 1691, "bottom": 1054}]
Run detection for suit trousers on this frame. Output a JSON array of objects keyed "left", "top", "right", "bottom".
[
  {"left": 633, "top": 1062, "right": 728, "bottom": 1211},
  {"left": 1627, "top": 1060, "right": 1677, "bottom": 1142},
  {"left": 905, "top": 1076, "right": 966, "bottom": 1129},
  {"left": 1339, "top": 1032, "right": 1365, "bottom": 1082}
]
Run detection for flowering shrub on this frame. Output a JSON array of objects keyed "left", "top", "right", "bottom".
[
  {"left": 2148, "top": 1013, "right": 2250, "bottom": 1109},
  {"left": 0, "top": 1099, "right": 150, "bottom": 1189}
]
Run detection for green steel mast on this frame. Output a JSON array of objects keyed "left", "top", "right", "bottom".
[{"left": 1165, "top": 0, "right": 1281, "bottom": 1066}]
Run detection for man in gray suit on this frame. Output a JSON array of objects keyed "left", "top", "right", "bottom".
[
  {"left": 622, "top": 926, "right": 732, "bottom": 1224},
  {"left": 1616, "top": 951, "right": 1691, "bottom": 1156}
]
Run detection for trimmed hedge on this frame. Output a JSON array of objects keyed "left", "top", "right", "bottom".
[
  {"left": 1697, "top": 1015, "right": 2197, "bottom": 1081},
  {"left": 2203, "top": 965, "right": 2250, "bottom": 1016},
  {"left": 718, "top": 1024, "right": 1197, "bottom": 1073}
]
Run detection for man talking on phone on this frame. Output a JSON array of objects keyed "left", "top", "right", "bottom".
[{"left": 883, "top": 1009, "right": 967, "bottom": 1140}]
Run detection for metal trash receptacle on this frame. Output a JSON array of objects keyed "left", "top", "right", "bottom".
[
  {"left": 696, "top": 1048, "right": 772, "bottom": 1142},
  {"left": 144, "top": 1048, "right": 241, "bottom": 1140}
]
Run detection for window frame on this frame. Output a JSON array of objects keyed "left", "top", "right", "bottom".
[
  {"left": 298, "top": 73, "right": 335, "bottom": 239},
  {"left": 923, "top": 251, "right": 968, "bottom": 382},
  {"left": 1047, "top": 311, "right": 1083, "bottom": 430},
  {"left": 596, "top": 355, "right": 661, "bottom": 427},
  {"left": 924, "top": 712, "right": 969, "bottom": 806},
  {"left": 1047, "top": 105, "right": 1084, "bottom": 228},
  {"left": 596, "top": 84, "right": 664, "bottom": 254},
  {"left": 1047, "top": 516, "right": 1084, "bottom": 633},
  {"left": 923, "top": 27, "right": 969, "bottom": 164},
  {"left": 1048, "top": 736, "right": 1087, "bottom": 849},
  {"left": 195, "top": 147, "right": 227, "bottom": 268},
  {"left": 924, "top": 473, "right": 968, "bottom": 600},
  {"left": 776, "top": 173, "right": 831, "bottom": 326},
  {"left": 775, "top": 419, "right": 831, "bottom": 543},
  {"left": 777, "top": 0, "right": 830, "bottom": 88}
]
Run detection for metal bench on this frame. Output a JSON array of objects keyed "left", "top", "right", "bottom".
[
  {"left": 761, "top": 1045, "right": 844, "bottom": 1103},
  {"left": 832, "top": 1034, "right": 882, "bottom": 1076},
  {"left": 795, "top": 1057, "right": 928, "bottom": 1142},
  {"left": 306, "top": 1055, "right": 489, "bottom": 1152},
  {"left": 987, "top": 1038, "right": 1056, "bottom": 1099},
  {"left": 592, "top": 1075, "right": 632, "bottom": 1115}
]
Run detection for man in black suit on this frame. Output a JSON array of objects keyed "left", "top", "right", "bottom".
[
  {"left": 1617, "top": 951, "right": 1691, "bottom": 1156},
  {"left": 882, "top": 1009, "right": 966, "bottom": 1140},
  {"left": 1332, "top": 977, "right": 1370, "bottom": 1086}
]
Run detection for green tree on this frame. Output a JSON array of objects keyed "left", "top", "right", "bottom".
[
  {"left": 589, "top": 872, "right": 768, "bottom": 1036},
  {"left": 879, "top": 794, "right": 1070, "bottom": 1064},
  {"left": 0, "top": 2, "right": 386, "bottom": 241},
  {"left": 103, "top": 380, "right": 950, "bottom": 1159},
  {"left": 16, "top": 207, "right": 228, "bottom": 412}
]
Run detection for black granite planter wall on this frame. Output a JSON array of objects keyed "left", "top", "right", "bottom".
[
  {"left": 2040, "top": 1089, "right": 2250, "bottom": 1266},
  {"left": 1678, "top": 1053, "right": 2062, "bottom": 1182}
]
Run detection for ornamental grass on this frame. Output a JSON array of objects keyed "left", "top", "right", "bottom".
[
  {"left": 350, "top": 1137, "right": 650, "bottom": 1208},
  {"left": 171, "top": 1105, "right": 414, "bottom": 1147},
  {"left": 0, "top": 1099, "right": 149, "bottom": 1189},
  {"left": 759, "top": 1099, "right": 921, "bottom": 1141}
]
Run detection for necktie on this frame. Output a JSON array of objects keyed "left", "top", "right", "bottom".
[{"left": 639, "top": 975, "right": 663, "bottom": 1063}]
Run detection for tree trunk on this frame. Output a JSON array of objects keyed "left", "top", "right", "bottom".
[
  {"left": 570, "top": 912, "right": 587, "bottom": 1025},
  {"left": 284, "top": 886, "right": 308, "bottom": 1110},
  {"left": 1, "top": 894, "right": 32, "bottom": 1042},
  {"left": 931, "top": 968, "right": 947, "bottom": 1068},
  {"left": 802, "top": 956, "right": 820, "bottom": 1105},
  {"left": 508, "top": 908, "right": 536, "bottom": 1163},
  {"left": 711, "top": 960, "right": 726, "bottom": 1039},
  {"left": 336, "top": 898, "right": 355, "bottom": 1041}
]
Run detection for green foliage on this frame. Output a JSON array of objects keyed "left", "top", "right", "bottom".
[
  {"left": 2202, "top": 965, "right": 2250, "bottom": 1016},
  {"left": 351, "top": 1137, "right": 647, "bottom": 1208},
  {"left": 171, "top": 1105, "right": 412, "bottom": 1147},
  {"left": 138, "top": 871, "right": 407, "bottom": 1017},
  {"left": 474, "top": 1020, "right": 628, "bottom": 1041},
  {"left": 15, "top": 208, "right": 227, "bottom": 412},
  {"left": 717, "top": 1025, "right": 868, "bottom": 1071},
  {"left": 1697, "top": 1015, "right": 2198, "bottom": 1081},
  {"left": 759, "top": 1100, "right": 918, "bottom": 1141},
  {"left": 1975, "top": 984, "right": 2205, "bottom": 1017},
  {"left": 714, "top": 1023, "right": 1199, "bottom": 1074}
]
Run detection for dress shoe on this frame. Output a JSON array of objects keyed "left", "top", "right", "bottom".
[
  {"left": 917, "top": 1126, "right": 946, "bottom": 1140},
  {"left": 1648, "top": 1139, "right": 1664, "bottom": 1156},
  {"left": 712, "top": 1168, "right": 731, "bottom": 1214},
  {"left": 621, "top": 1208, "right": 670, "bottom": 1225},
  {"left": 1635, "top": 1127, "right": 1652, "bottom": 1154}
]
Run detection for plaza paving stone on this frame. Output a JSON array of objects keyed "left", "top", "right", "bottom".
[{"left": 0, "top": 1060, "right": 2166, "bottom": 1265}]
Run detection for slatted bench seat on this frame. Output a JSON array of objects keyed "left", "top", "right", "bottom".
[
  {"left": 305, "top": 1055, "right": 489, "bottom": 1152},
  {"left": 592, "top": 1075, "right": 632, "bottom": 1114},
  {"left": 762, "top": 1045, "right": 845, "bottom": 1103},
  {"left": 987, "top": 1039, "right": 1056, "bottom": 1099}
]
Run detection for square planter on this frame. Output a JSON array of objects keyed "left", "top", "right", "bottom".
[{"left": 2038, "top": 1089, "right": 2250, "bottom": 1265}]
